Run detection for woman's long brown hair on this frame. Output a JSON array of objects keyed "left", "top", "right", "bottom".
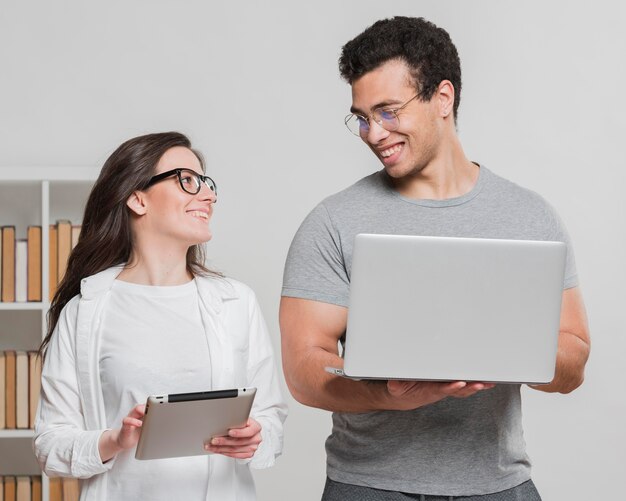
[{"left": 40, "top": 132, "right": 216, "bottom": 361}]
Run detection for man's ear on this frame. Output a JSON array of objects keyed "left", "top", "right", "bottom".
[
  {"left": 437, "top": 80, "right": 455, "bottom": 118},
  {"left": 126, "top": 191, "right": 148, "bottom": 216}
]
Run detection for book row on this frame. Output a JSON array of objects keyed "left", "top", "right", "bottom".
[
  {"left": 0, "top": 221, "right": 81, "bottom": 303},
  {"left": 0, "top": 476, "right": 41, "bottom": 501},
  {"left": 0, "top": 477, "right": 79, "bottom": 501},
  {"left": 0, "top": 351, "right": 41, "bottom": 430}
]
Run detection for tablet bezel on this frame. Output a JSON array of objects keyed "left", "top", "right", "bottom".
[{"left": 135, "top": 387, "right": 257, "bottom": 460}]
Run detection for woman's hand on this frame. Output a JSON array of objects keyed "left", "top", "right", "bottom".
[
  {"left": 98, "top": 404, "right": 145, "bottom": 463},
  {"left": 204, "top": 418, "right": 262, "bottom": 459}
]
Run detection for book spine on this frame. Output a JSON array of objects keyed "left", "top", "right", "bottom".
[
  {"left": 1, "top": 226, "right": 16, "bottom": 302},
  {"left": 27, "top": 226, "right": 42, "bottom": 302},
  {"left": 15, "top": 476, "right": 30, "bottom": 501},
  {"left": 0, "top": 228, "right": 3, "bottom": 301},
  {"left": 49, "top": 224, "right": 58, "bottom": 301},
  {"left": 49, "top": 478, "right": 62, "bottom": 501},
  {"left": 4, "top": 475, "right": 16, "bottom": 501},
  {"left": 14, "top": 241, "right": 27, "bottom": 303},
  {"left": 15, "top": 351, "right": 29, "bottom": 429},
  {"left": 4, "top": 350, "right": 16, "bottom": 429},
  {"left": 61, "top": 478, "right": 79, "bottom": 501},
  {"left": 71, "top": 225, "right": 81, "bottom": 250},
  {"left": 56, "top": 221, "right": 72, "bottom": 287},
  {"left": 28, "top": 351, "right": 42, "bottom": 429},
  {"left": 31, "top": 476, "right": 42, "bottom": 501},
  {"left": 0, "top": 352, "right": 5, "bottom": 429}
]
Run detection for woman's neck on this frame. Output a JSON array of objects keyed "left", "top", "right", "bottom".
[{"left": 118, "top": 246, "right": 193, "bottom": 286}]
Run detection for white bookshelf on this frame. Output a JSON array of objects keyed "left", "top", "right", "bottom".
[
  {"left": 0, "top": 303, "right": 45, "bottom": 311},
  {"left": 0, "top": 429, "right": 34, "bottom": 438},
  {"left": 0, "top": 167, "right": 98, "bottom": 500}
]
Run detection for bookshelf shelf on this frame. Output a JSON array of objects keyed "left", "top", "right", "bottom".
[
  {"left": 0, "top": 166, "right": 100, "bottom": 182},
  {"left": 0, "top": 428, "right": 34, "bottom": 438},
  {"left": 1, "top": 169, "right": 96, "bottom": 501},
  {"left": 0, "top": 303, "right": 47, "bottom": 311}
]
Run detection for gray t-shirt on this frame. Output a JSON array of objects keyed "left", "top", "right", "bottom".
[{"left": 282, "top": 165, "right": 577, "bottom": 496}]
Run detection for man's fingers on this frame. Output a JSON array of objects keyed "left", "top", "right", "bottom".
[
  {"left": 449, "top": 382, "right": 496, "bottom": 398},
  {"left": 439, "top": 381, "right": 468, "bottom": 393},
  {"left": 387, "top": 380, "right": 411, "bottom": 393}
]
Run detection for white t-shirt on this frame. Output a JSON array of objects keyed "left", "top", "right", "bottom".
[{"left": 99, "top": 279, "right": 212, "bottom": 500}]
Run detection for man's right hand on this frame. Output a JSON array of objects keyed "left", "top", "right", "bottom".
[
  {"left": 280, "top": 296, "right": 494, "bottom": 413},
  {"left": 386, "top": 380, "right": 495, "bottom": 410}
]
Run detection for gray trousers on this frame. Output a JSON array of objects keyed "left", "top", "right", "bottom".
[{"left": 321, "top": 478, "right": 542, "bottom": 501}]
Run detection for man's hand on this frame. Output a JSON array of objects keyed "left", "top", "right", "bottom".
[
  {"left": 386, "top": 380, "right": 495, "bottom": 410},
  {"left": 205, "top": 418, "right": 262, "bottom": 459},
  {"left": 281, "top": 297, "right": 496, "bottom": 412},
  {"left": 530, "top": 287, "right": 590, "bottom": 393}
]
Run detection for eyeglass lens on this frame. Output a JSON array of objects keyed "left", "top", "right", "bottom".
[
  {"left": 178, "top": 170, "right": 217, "bottom": 195},
  {"left": 346, "top": 109, "right": 399, "bottom": 137}
]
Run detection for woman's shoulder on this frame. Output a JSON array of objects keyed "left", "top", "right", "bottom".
[
  {"left": 196, "top": 274, "right": 258, "bottom": 302},
  {"left": 59, "top": 294, "right": 82, "bottom": 320}
]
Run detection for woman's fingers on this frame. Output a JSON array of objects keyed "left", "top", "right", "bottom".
[
  {"left": 227, "top": 418, "right": 262, "bottom": 438},
  {"left": 204, "top": 418, "right": 263, "bottom": 458},
  {"left": 122, "top": 416, "right": 143, "bottom": 428}
]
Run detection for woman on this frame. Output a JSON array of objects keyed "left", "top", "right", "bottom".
[{"left": 34, "top": 132, "right": 287, "bottom": 501}]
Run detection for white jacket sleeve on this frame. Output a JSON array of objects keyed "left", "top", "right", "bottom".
[
  {"left": 33, "top": 297, "right": 113, "bottom": 478},
  {"left": 244, "top": 290, "right": 288, "bottom": 469}
]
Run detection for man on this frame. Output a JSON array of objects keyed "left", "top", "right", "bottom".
[{"left": 280, "top": 16, "right": 590, "bottom": 501}]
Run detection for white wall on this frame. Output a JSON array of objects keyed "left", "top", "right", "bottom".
[{"left": 1, "top": 1, "right": 623, "bottom": 499}]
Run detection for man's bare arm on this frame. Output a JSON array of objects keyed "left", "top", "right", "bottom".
[
  {"left": 280, "top": 296, "right": 492, "bottom": 413},
  {"left": 530, "top": 286, "right": 590, "bottom": 394}
]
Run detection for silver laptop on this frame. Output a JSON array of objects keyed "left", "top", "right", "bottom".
[{"left": 330, "top": 234, "right": 566, "bottom": 384}]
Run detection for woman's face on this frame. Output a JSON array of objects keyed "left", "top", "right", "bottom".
[{"left": 139, "top": 146, "right": 217, "bottom": 247}]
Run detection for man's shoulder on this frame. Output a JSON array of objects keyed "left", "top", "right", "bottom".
[
  {"left": 319, "top": 170, "right": 385, "bottom": 212},
  {"left": 483, "top": 167, "right": 552, "bottom": 210}
]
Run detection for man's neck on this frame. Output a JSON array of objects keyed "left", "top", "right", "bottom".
[{"left": 391, "top": 142, "right": 479, "bottom": 201}]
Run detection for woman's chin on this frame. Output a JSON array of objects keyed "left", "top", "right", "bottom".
[{"left": 193, "top": 231, "right": 212, "bottom": 245}]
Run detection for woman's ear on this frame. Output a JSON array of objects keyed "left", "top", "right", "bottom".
[{"left": 126, "top": 191, "right": 148, "bottom": 216}]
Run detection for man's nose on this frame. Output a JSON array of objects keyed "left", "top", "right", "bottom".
[{"left": 364, "top": 119, "right": 390, "bottom": 144}]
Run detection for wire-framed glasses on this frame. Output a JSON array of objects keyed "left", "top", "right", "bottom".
[
  {"left": 344, "top": 94, "right": 420, "bottom": 138},
  {"left": 145, "top": 168, "right": 217, "bottom": 197}
]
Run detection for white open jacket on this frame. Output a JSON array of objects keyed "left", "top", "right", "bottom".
[{"left": 33, "top": 266, "right": 287, "bottom": 501}]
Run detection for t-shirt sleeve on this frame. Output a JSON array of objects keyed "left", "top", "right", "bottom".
[
  {"left": 281, "top": 202, "right": 350, "bottom": 307},
  {"left": 544, "top": 202, "right": 578, "bottom": 289}
]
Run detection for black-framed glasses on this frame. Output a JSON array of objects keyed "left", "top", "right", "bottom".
[
  {"left": 145, "top": 168, "right": 217, "bottom": 197},
  {"left": 344, "top": 94, "right": 420, "bottom": 138}
]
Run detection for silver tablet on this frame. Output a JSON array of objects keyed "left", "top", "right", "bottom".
[{"left": 135, "top": 387, "right": 257, "bottom": 460}]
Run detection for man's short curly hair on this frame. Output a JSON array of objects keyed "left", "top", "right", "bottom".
[{"left": 339, "top": 17, "right": 462, "bottom": 121}]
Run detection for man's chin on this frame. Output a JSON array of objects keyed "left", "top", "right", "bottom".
[
  {"left": 383, "top": 162, "right": 428, "bottom": 183},
  {"left": 383, "top": 162, "right": 409, "bottom": 178}
]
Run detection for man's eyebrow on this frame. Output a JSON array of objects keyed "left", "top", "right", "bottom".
[{"left": 350, "top": 99, "right": 405, "bottom": 114}]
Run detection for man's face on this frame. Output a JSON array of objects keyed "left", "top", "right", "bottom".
[{"left": 350, "top": 59, "right": 444, "bottom": 180}]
